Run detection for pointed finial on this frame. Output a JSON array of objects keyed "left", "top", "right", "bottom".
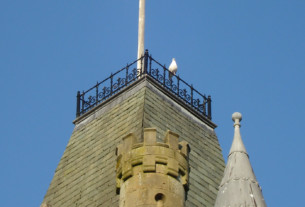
[
  {"left": 232, "top": 112, "right": 242, "bottom": 127},
  {"left": 229, "top": 112, "right": 247, "bottom": 155}
]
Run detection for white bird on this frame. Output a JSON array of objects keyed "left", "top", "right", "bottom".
[{"left": 168, "top": 58, "right": 177, "bottom": 79}]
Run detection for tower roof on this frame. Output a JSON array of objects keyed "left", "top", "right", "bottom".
[
  {"left": 42, "top": 73, "right": 225, "bottom": 207},
  {"left": 215, "top": 112, "right": 266, "bottom": 207}
]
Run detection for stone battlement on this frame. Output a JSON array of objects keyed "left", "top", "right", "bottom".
[{"left": 116, "top": 128, "right": 190, "bottom": 193}]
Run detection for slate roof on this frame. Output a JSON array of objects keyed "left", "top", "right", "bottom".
[
  {"left": 214, "top": 112, "right": 267, "bottom": 207},
  {"left": 41, "top": 77, "right": 225, "bottom": 207}
]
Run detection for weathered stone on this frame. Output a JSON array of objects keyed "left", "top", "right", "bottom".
[{"left": 116, "top": 129, "right": 189, "bottom": 207}]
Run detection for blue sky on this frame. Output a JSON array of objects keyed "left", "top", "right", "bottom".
[{"left": 1, "top": 1, "right": 304, "bottom": 206}]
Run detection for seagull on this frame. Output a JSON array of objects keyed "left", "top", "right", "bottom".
[{"left": 169, "top": 58, "right": 177, "bottom": 79}]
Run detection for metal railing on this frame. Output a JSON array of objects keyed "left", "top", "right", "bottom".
[{"left": 76, "top": 50, "right": 212, "bottom": 120}]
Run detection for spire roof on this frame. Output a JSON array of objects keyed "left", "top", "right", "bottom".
[{"left": 214, "top": 112, "right": 267, "bottom": 207}]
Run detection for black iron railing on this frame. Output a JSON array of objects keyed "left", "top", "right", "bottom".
[{"left": 76, "top": 50, "right": 212, "bottom": 120}]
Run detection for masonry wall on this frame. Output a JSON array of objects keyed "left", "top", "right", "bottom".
[{"left": 42, "top": 79, "right": 225, "bottom": 207}]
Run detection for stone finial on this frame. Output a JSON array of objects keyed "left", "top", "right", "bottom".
[
  {"left": 232, "top": 112, "right": 242, "bottom": 126},
  {"left": 229, "top": 112, "right": 247, "bottom": 155}
]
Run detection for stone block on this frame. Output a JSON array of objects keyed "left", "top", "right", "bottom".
[
  {"left": 143, "top": 128, "right": 157, "bottom": 145},
  {"left": 164, "top": 130, "right": 179, "bottom": 150}
]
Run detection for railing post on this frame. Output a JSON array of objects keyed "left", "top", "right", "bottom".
[
  {"left": 149, "top": 55, "right": 152, "bottom": 74},
  {"left": 203, "top": 98, "right": 206, "bottom": 115},
  {"left": 95, "top": 82, "right": 99, "bottom": 106},
  {"left": 191, "top": 85, "right": 193, "bottom": 105},
  {"left": 76, "top": 91, "right": 80, "bottom": 117},
  {"left": 81, "top": 91, "right": 85, "bottom": 113},
  {"left": 144, "top": 49, "right": 148, "bottom": 74},
  {"left": 163, "top": 65, "right": 166, "bottom": 86},
  {"left": 208, "top": 95, "right": 212, "bottom": 120},
  {"left": 139, "top": 57, "right": 143, "bottom": 77},
  {"left": 110, "top": 73, "right": 113, "bottom": 95},
  {"left": 126, "top": 64, "right": 129, "bottom": 86},
  {"left": 177, "top": 75, "right": 180, "bottom": 97}
]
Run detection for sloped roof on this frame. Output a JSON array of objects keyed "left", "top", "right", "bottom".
[
  {"left": 41, "top": 78, "right": 225, "bottom": 207},
  {"left": 215, "top": 112, "right": 266, "bottom": 207}
]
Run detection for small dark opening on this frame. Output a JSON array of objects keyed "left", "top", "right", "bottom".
[{"left": 155, "top": 193, "right": 165, "bottom": 202}]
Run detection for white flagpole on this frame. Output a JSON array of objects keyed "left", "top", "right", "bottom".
[{"left": 137, "top": 0, "right": 145, "bottom": 71}]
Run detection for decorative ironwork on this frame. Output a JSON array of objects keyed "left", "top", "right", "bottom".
[{"left": 76, "top": 50, "right": 212, "bottom": 120}]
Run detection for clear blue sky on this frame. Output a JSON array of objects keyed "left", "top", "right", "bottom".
[{"left": 1, "top": 1, "right": 304, "bottom": 206}]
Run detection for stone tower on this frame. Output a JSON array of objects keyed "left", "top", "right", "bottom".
[
  {"left": 116, "top": 128, "right": 190, "bottom": 207},
  {"left": 41, "top": 51, "right": 225, "bottom": 206}
]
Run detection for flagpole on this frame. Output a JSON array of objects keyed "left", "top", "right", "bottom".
[{"left": 137, "top": 0, "right": 145, "bottom": 71}]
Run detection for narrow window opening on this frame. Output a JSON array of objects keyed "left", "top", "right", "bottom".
[{"left": 155, "top": 193, "right": 165, "bottom": 207}]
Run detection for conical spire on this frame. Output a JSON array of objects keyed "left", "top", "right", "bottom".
[{"left": 214, "top": 112, "right": 267, "bottom": 207}]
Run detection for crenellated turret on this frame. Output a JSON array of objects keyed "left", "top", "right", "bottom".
[{"left": 116, "top": 128, "right": 190, "bottom": 207}]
